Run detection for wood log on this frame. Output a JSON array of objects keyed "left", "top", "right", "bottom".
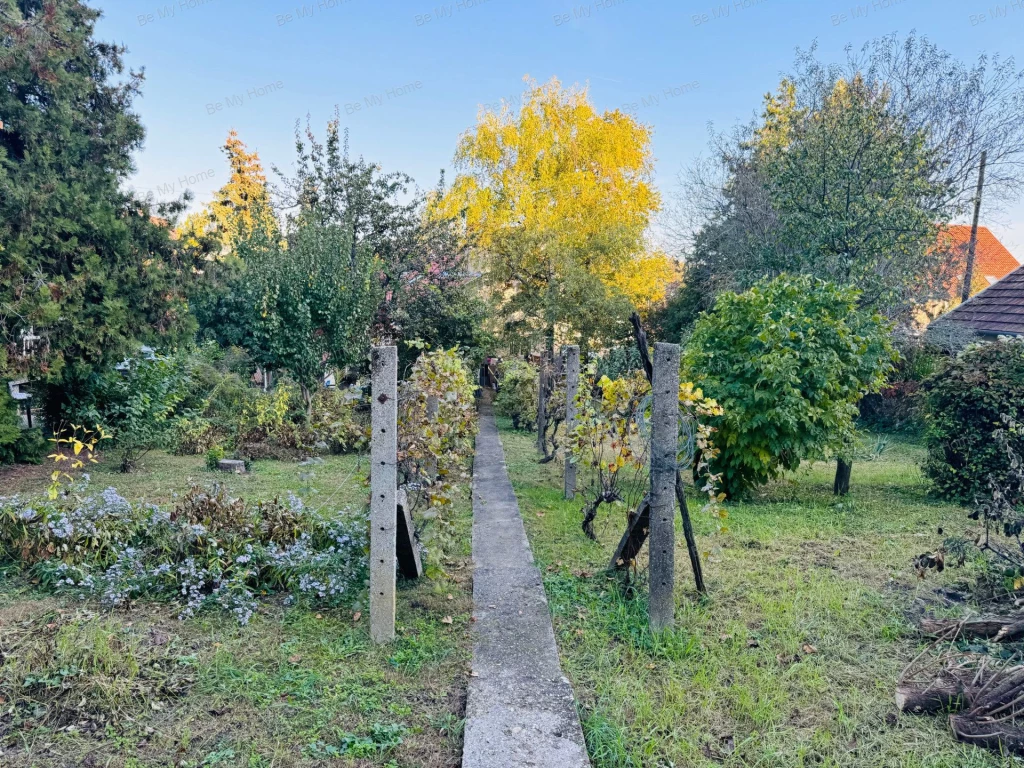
[
  {"left": 919, "top": 617, "right": 1024, "bottom": 642},
  {"left": 895, "top": 681, "right": 967, "bottom": 714},
  {"left": 951, "top": 715, "right": 1024, "bottom": 756},
  {"left": 610, "top": 497, "right": 650, "bottom": 570}
]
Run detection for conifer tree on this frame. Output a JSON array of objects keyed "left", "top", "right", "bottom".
[{"left": 0, "top": 0, "right": 193, "bottom": 422}]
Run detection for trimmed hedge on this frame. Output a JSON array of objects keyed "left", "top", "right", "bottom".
[{"left": 923, "top": 338, "right": 1024, "bottom": 503}]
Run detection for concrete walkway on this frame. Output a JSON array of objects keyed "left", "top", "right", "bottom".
[{"left": 462, "top": 398, "right": 591, "bottom": 768}]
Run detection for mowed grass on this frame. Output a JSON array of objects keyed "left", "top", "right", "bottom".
[
  {"left": 500, "top": 423, "right": 1016, "bottom": 768},
  {"left": 0, "top": 450, "right": 472, "bottom": 768}
]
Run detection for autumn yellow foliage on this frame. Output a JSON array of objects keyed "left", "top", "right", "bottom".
[
  {"left": 177, "top": 131, "right": 278, "bottom": 258},
  {"left": 435, "top": 77, "right": 666, "bottom": 340},
  {"left": 611, "top": 251, "right": 681, "bottom": 317}
]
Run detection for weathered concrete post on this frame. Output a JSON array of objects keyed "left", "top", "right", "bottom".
[
  {"left": 649, "top": 342, "right": 680, "bottom": 631},
  {"left": 370, "top": 345, "right": 398, "bottom": 644},
  {"left": 563, "top": 345, "right": 580, "bottom": 500}
]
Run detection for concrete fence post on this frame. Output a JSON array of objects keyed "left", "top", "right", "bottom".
[
  {"left": 649, "top": 342, "right": 680, "bottom": 631},
  {"left": 563, "top": 345, "right": 580, "bottom": 500},
  {"left": 370, "top": 345, "right": 398, "bottom": 644}
]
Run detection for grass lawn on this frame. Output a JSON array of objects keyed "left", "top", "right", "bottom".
[
  {"left": 500, "top": 422, "right": 1015, "bottom": 768},
  {"left": 0, "top": 450, "right": 472, "bottom": 768}
]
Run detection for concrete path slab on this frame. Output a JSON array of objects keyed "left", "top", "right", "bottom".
[{"left": 462, "top": 398, "right": 591, "bottom": 768}]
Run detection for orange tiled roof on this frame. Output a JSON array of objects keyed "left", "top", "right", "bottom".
[{"left": 937, "top": 226, "right": 1020, "bottom": 296}]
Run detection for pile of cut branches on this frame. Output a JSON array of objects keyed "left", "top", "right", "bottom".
[{"left": 899, "top": 618, "right": 1024, "bottom": 755}]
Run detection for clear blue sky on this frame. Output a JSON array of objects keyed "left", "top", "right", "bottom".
[{"left": 97, "top": 0, "right": 1024, "bottom": 256}]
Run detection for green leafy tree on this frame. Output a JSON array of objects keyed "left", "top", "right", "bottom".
[
  {"left": 486, "top": 225, "right": 636, "bottom": 354},
  {"left": 683, "top": 275, "right": 896, "bottom": 499},
  {"left": 668, "top": 32, "right": 1024, "bottom": 330},
  {"left": 274, "top": 117, "right": 487, "bottom": 369},
  {"left": 239, "top": 222, "right": 378, "bottom": 414},
  {"left": 762, "top": 75, "right": 948, "bottom": 313},
  {"left": 0, "top": 1, "right": 194, "bottom": 422}
]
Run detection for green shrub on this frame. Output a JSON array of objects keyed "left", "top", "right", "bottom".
[
  {"left": 305, "top": 386, "right": 368, "bottom": 454},
  {"left": 858, "top": 334, "right": 939, "bottom": 434},
  {"left": 595, "top": 345, "right": 643, "bottom": 381},
  {"left": 494, "top": 360, "right": 537, "bottom": 431},
  {"left": 169, "top": 345, "right": 256, "bottom": 455},
  {"left": 683, "top": 275, "right": 896, "bottom": 498},
  {"left": 234, "top": 382, "right": 368, "bottom": 461},
  {"left": 205, "top": 446, "right": 226, "bottom": 470},
  {"left": 81, "top": 354, "right": 190, "bottom": 472},
  {"left": 0, "top": 388, "right": 45, "bottom": 465},
  {"left": 922, "top": 338, "right": 1024, "bottom": 502}
]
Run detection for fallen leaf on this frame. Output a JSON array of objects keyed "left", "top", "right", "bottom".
[
  {"left": 442, "top": 616, "right": 453, "bottom": 625},
  {"left": 747, "top": 639, "right": 760, "bottom": 648},
  {"left": 288, "top": 654, "right": 302, "bottom": 664},
  {"left": 447, "top": 594, "right": 454, "bottom": 601},
  {"left": 802, "top": 643, "right": 818, "bottom": 655},
  {"left": 352, "top": 611, "right": 362, "bottom": 622}
]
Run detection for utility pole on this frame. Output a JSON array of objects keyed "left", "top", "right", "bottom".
[{"left": 962, "top": 150, "right": 988, "bottom": 304}]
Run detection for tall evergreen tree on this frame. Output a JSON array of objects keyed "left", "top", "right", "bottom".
[{"left": 0, "top": 0, "right": 193, "bottom": 422}]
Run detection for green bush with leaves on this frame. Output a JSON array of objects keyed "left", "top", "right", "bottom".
[
  {"left": 922, "top": 338, "right": 1024, "bottom": 503},
  {"left": 398, "top": 347, "right": 477, "bottom": 560},
  {"left": 0, "top": 388, "right": 45, "bottom": 465},
  {"left": 683, "top": 275, "right": 896, "bottom": 498},
  {"left": 84, "top": 355, "right": 190, "bottom": 473},
  {"left": 170, "top": 345, "right": 255, "bottom": 455},
  {"left": 494, "top": 360, "right": 538, "bottom": 431}
]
